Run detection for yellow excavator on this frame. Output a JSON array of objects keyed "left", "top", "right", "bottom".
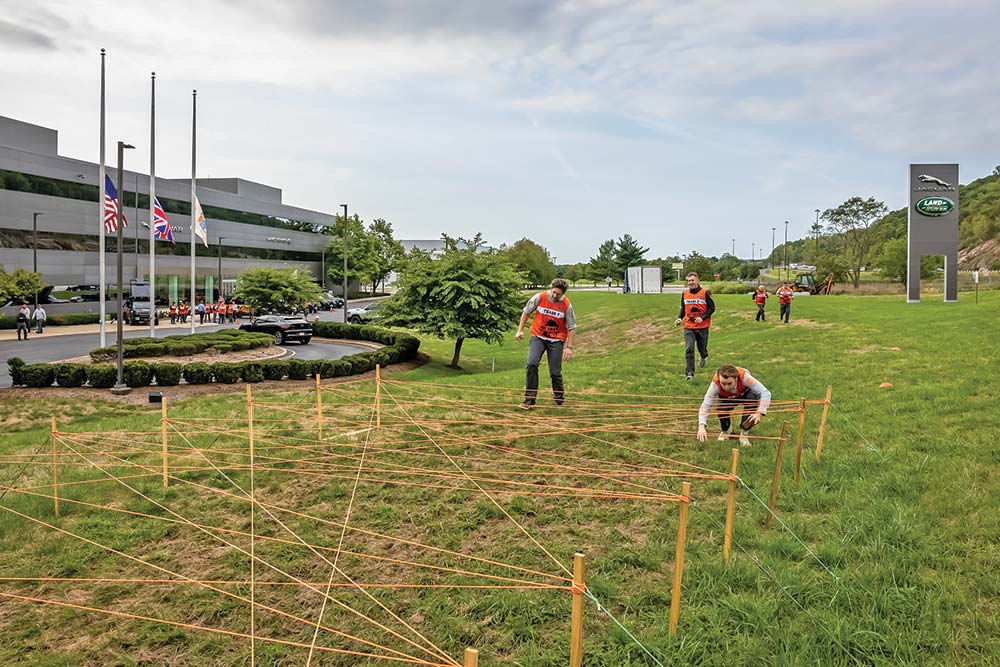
[{"left": 791, "top": 272, "right": 835, "bottom": 295}]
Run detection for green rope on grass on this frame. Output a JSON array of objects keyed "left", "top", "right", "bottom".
[{"left": 582, "top": 588, "right": 666, "bottom": 667}]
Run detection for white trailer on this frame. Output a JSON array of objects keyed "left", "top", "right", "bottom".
[{"left": 625, "top": 266, "right": 662, "bottom": 294}]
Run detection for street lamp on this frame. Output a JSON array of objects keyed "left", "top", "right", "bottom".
[
  {"left": 783, "top": 220, "right": 789, "bottom": 281},
  {"left": 341, "top": 203, "right": 349, "bottom": 323},
  {"left": 32, "top": 212, "right": 42, "bottom": 313},
  {"left": 134, "top": 173, "right": 140, "bottom": 280},
  {"left": 217, "top": 236, "right": 226, "bottom": 303},
  {"left": 771, "top": 227, "right": 775, "bottom": 271},
  {"left": 814, "top": 208, "right": 821, "bottom": 255},
  {"left": 731, "top": 238, "right": 735, "bottom": 257},
  {"left": 114, "top": 141, "right": 135, "bottom": 393}
]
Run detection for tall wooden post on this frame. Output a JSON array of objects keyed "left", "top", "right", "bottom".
[
  {"left": 50, "top": 417, "right": 59, "bottom": 517},
  {"left": 161, "top": 397, "right": 169, "bottom": 489},
  {"left": 815, "top": 385, "right": 833, "bottom": 461},
  {"left": 793, "top": 397, "right": 807, "bottom": 484},
  {"left": 765, "top": 421, "right": 790, "bottom": 529},
  {"left": 669, "top": 482, "right": 691, "bottom": 635},
  {"left": 464, "top": 648, "right": 479, "bottom": 667},
  {"left": 723, "top": 448, "right": 739, "bottom": 566},
  {"left": 246, "top": 384, "right": 256, "bottom": 666},
  {"left": 570, "top": 552, "right": 585, "bottom": 667},
  {"left": 375, "top": 364, "right": 382, "bottom": 428},
  {"left": 315, "top": 373, "right": 323, "bottom": 444}
]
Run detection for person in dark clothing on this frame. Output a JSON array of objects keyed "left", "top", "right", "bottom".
[
  {"left": 674, "top": 272, "right": 716, "bottom": 380},
  {"left": 15, "top": 305, "right": 30, "bottom": 341},
  {"left": 753, "top": 285, "right": 768, "bottom": 321}
]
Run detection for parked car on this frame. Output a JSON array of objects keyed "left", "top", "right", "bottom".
[
  {"left": 347, "top": 301, "right": 381, "bottom": 324},
  {"left": 321, "top": 297, "right": 345, "bottom": 310},
  {"left": 239, "top": 315, "right": 312, "bottom": 344}
]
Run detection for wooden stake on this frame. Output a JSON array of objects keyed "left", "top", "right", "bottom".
[
  {"left": 375, "top": 364, "right": 381, "bottom": 428},
  {"left": 161, "top": 397, "right": 169, "bottom": 489},
  {"left": 246, "top": 384, "right": 256, "bottom": 666},
  {"left": 793, "top": 397, "right": 807, "bottom": 484},
  {"left": 723, "top": 448, "right": 739, "bottom": 566},
  {"left": 315, "top": 373, "right": 323, "bottom": 443},
  {"left": 464, "top": 648, "right": 479, "bottom": 667},
  {"left": 669, "top": 482, "right": 691, "bottom": 635},
  {"left": 815, "top": 385, "right": 833, "bottom": 461},
  {"left": 570, "top": 552, "right": 585, "bottom": 667},
  {"left": 50, "top": 417, "right": 59, "bottom": 517},
  {"left": 765, "top": 421, "right": 790, "bottom": 529}
]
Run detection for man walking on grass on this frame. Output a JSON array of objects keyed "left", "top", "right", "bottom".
[
  {"left": 674, "top": 272, "right": 715, "bottom": 380},
  {"left": 696, "top": 365, "right": 771, "bottom": 446},
  {"left": 515, "top": 278, "right": 576, "bottom": 409},
  {"left": 753, "top": 284, "right": 768, "bottom": 321},
  {"left": 776, "top": 281, "right": 794, "bottom": 323}
]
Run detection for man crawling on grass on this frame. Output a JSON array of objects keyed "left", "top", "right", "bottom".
[{"left": 696, "top": 365, "right": 771, "bottom": 446}]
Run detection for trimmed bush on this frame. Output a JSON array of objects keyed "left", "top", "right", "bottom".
[
  {"left": 55, "top": 363, "right": 88, "bottom": 388},
  {"left": 332, "top": 360, "right": 353, "bottom": 377},
  {"left": 212, "top": 362, "right": 241, "bottom": 384},
  {"left": 166, "top": 342, "right": 197, "bottom": 356},
  {"left": 87, "top": 365, "right": 117, "bottom": 388},
  {"left": 90, "top": 346, "right": 116, "bottom": 363},
  {"left": 287, "top": 359, "right": 309, "bottom": 380},
  {"left": 123, "top": 361, "right": 154, "bottom": 388},
  {"left": 134, "top": 343, "right": 166, "bottom": 358},
  {"left": 261, "top": 360, "right": 288, "bottom": 381},
  {"left": 240, "top": 362, "right": 264, "bottom": 383},
  {"left": 211, "top": 344, "right": 234, "bottom": 354},
  {"left": 21, "top": 364, "right": 55, "bottom": 388},
  {"left": 0, "top": 313, "right": 100, "bottom": 329},
  {"left": 182, "top": 363, "right": 213, "bottom": 385},
  {"left": 7, "top": 357, "right": 26, "bottom": 386},
  {"left": 153, "top": 363, "right": 182, "bottom": 386}
]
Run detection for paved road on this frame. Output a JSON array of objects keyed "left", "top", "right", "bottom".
[{"left": 0, "top": 299, "right": 381, "bottom": 387}]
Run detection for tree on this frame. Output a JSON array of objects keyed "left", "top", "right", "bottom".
[
  {"left": 562, "top": 262, "right": 588, "bottom": 285},
  {"left": 501, "top": 238, "right": 556, "bottom": 287},
  {"left": 325, "top": 214, "right": 377, "bottom": 294},
  {"left": 587, "top": 240, "right": 616, "bottom": 284},
  {"left": 367, "top": 218, "right": 404, "bottom": 294},
  {"left": 682, "top": 252, "right": 713, "bottom": 280},
  {"left": 874, "top": 237, "right": 941, "bottom": 285},
  {"left": 614, "top": 234, "right": 650, "bottom": 274},
  {"left": 0, "top": 266, "right": 44, "bottom": 304},
  {"left": 822, "top": 197, "right": 888, "bottom": 288},
  {"left": 712, "top": 253, "right": 742, "bottom": 281},
  {"left": 377, "top": 234, "right": 525, "bottom": 369},
  {"left": 234, "top": 267, "right": 324, "bottom": 315}
]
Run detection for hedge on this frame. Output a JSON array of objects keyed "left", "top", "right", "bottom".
[
  {"left": 6, "top": 324, "right": 420, "bottom": 389},
  {"left": 0, "top": 312, "right": 101, "bottom": 329},
  {"left": 90, "top": 329, "right": 273, "bottom": 362}
]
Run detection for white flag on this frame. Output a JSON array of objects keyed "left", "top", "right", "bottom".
[{"left": 193, "top": 196, "right": 208, "bottom": 247}]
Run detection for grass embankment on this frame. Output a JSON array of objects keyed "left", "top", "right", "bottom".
[{"left": 1, "top": 290, "right": 998, "bottom": 666}]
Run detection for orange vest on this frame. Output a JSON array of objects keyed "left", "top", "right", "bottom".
[
  {"left": 169, "top": 305, "right": 177, "bottom": 315},
  {"left": 776, "top": 287, "right": 793, "bottom": 305},
  {"left": 529, "top": 291, "right": 570, "bottom": 341},
  {"left": 754, "top": 290, "right": 768, "bottom": 305},
  {"left": 713, "top": 367, "right": 754, "bottom": 398},
  {"left": 682, "top": 288, "right": 711, "bottom": 329}
]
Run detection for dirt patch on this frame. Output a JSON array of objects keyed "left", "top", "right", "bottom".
[
  {"left": 59, "top": 346, "right": 284, "bottom": 366},
  {"left": 622, "top": 318, "right": 673, "bottom": 344},
  {"left": 788, "top": 318, "right": 833, "bottom": 328}
]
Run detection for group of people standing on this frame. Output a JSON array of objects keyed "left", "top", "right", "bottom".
[
  {"left": 515, "top": 272, "right": 773, "bottom": 446},
  {"left": 752, "top": 281, "right": 795, "bottom": 323},
  {"left": 13, "top": 304, "right": 47, "bottom": 341},
  {"left": 168, "top": 300, "right": 241, "bottom": 325}
]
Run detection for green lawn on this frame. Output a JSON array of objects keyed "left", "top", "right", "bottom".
[{"left": 1, "top": 290, "right": 998, "bottom": 666}]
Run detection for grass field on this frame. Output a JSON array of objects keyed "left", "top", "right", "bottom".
[{"left": 1, "top": 289, "right": 998, "bottom": 666}]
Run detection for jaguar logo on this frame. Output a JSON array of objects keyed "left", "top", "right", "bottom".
[{"left": 918, "top": 175, "right": 951, "bottom": 187}]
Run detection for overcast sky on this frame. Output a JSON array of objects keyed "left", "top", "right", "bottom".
[{"left": 2, "top": 0, "right": 998, "bottom": 262}]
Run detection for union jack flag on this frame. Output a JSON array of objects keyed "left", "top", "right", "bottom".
[
  {"left": 103, "top": 174, "right": 127, "bottom": 234},
  {"left": 152, "top": 197, "right": 175, "bottom": 244}
]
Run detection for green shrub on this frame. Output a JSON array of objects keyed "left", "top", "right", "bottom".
[
  {"left": 287, "top": 359, "right": 309, "bottom": 380},
  {"left": 167, "top": 342, "right": 197, "bottom": 356},
  {"left": 7, "top": 357, "right": 26, "bottom": 386},
  {"left": 87, "top": 365, "right": 117, "bottom": 388},
  {"left": 90, "top": 346, "right": 116, "bottom": 363},
  {"left": 153, "top": 363, "right": 182, "bottom": 386},
  {"left": 212, "top": 362, "right": 241, "bottom": 384},
  {"left": 240, "top": 362, "right": 264, "bottom": 383},
  {"left": 134, "top": 343, "right": 166, "bottom": 358},
  {"left": 54, "top": 363, "right": 88, "bottom": 388},
  {"left": 123, "top": 361, "right": 154, "bottom": 388},
  {"left": 21, "top": 364, "right": 55, "bottom": 388},
  {"left": 261, "top": 360, "right": 288, "bottom": 381},
  {"left": 211, "top": 344, "right": 234, "bottom": 354},
  {"left": 332, "top": 360, "right": 353, "bottom": 377},
  {"left": 182, "top": 363, "right": 213, "bottom": 385}
]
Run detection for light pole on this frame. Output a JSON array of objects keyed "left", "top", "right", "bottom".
[
  {"left": 751, "top": 242, "right": 755, "bottom": 264},
  {"left": 321, "top": 249, "right": 326, "bottom": 291},
  {"left": 815, "top": 208, "right": 821, "bottom": 256},
  {"left": 341, "top": 203, "right": 349, "bottom": 323},
  {"left": 134, "top": 173, "right": 140, "bottom": 280},
  {"left": 731, "top": 238, "right": 735, "bottom": 257},
  {"left": 771, "top": 227, "right": 775, "bottom": 271},
  {"left": 32, "top": 212, "right": 42, "bottom": 313},
  {"left": 217, "top": 236, "right": 225, "bottom": 302},
  {"left": 114, "top": 141, "right": 136, "bottom": 392},
  {"left": 783, "top": 220, "right": 789, "bottom": 281}
]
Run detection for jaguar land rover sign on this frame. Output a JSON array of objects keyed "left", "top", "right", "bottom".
[{"left": 908, "top": 164, "right": 959, "bottom": 302}]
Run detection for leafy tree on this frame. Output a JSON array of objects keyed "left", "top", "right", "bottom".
[
  {"left": 367, "top": 218, "right": 404, "bottom": 294},
  {"left": 739, "top": 262, "right": 761, "bottom": 281},
  {"left": 822, "top": 197, "right": 889, "bottom": 288},
  {"left": 0, "top": 266, "right": 44, "bottom": 304},
  {"left": 501, "top": 238, "right": 556, "bottom": 287},
  {"left": 377, "top": 234, "right": 525, "bottom": 369},
  {"left": 874, "top": 237, "right": 941, "bottom": 285},
  {"left": 587, "top": 239, "right": 616, "bottom": 284},
  {"left": 682, "top": 252, "right": 713, "bottom": 280},
  {"left": 712, "top": 254, "right": 742, "bottom": 281},
  {"left": 614, "top": 234, "right": 650, "bottom": 274},
  {"left": 813, "top": 252, "right": 852, "bottom": 283},
  {"left": 325, "top": 214, "right": 377, "bottom": 293},
  {"left": 234, "top": 267, "right": 324, "bottom": 315},
  {"left": 562, "top": 262, "right": 589, "bottom": 284}
]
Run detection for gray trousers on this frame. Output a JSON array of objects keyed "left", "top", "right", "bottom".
[
  {"left": 779, "top": 303, "right": 790, "bottom": 322},
  {"left": 525, "top": 336, "right": 565, "bottom": 403},
  {"left": 684, "top": 327, "right": 709, "bottom": 376}
]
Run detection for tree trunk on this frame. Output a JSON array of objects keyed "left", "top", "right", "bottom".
[{"left": 449, "top": 337, "right": 465, "bottom": 369}]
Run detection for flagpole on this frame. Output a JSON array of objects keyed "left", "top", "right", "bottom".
[
  {"left": 98, "top": 48, "right": 107, "bottom": 347},
  {"left": 149, "top": 72, "right": 156, "bottom": 338},
  {"left": 190, "top": 89, "right": 197, "bottom": 334}
]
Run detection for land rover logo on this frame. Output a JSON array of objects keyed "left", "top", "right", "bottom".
[{"left": 914, "top": 196, "right": 954, "bottom": 217}]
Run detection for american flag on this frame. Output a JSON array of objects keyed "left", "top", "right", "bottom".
[
  {"left": 103, "top": 174, "right": 128, "bottom": 234},
  {"left": 152, "top": 197, "right": 175, "bottom": 244}
]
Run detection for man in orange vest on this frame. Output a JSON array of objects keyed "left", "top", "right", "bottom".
[
  {"left": 775, "top": 281, "right": 794, "bottom": 323},
  {"left": 753, "top": 284, "right": 768, "bottom": 321},
  {"left": 168, "top": 302, "right": 177, "bottom": 324},
  {"left": 515, "top": 278, "right": 576, "bottom": 409},
  {"left": 674, "top": 271, "right": 715, "bottom": 380},
  {"left": 696, "top": 365, "right": 772, "bottom": 446}
]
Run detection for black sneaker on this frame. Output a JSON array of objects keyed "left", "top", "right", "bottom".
[{"left": 699, "top": 356, "right": 707, "bottom": 368}]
